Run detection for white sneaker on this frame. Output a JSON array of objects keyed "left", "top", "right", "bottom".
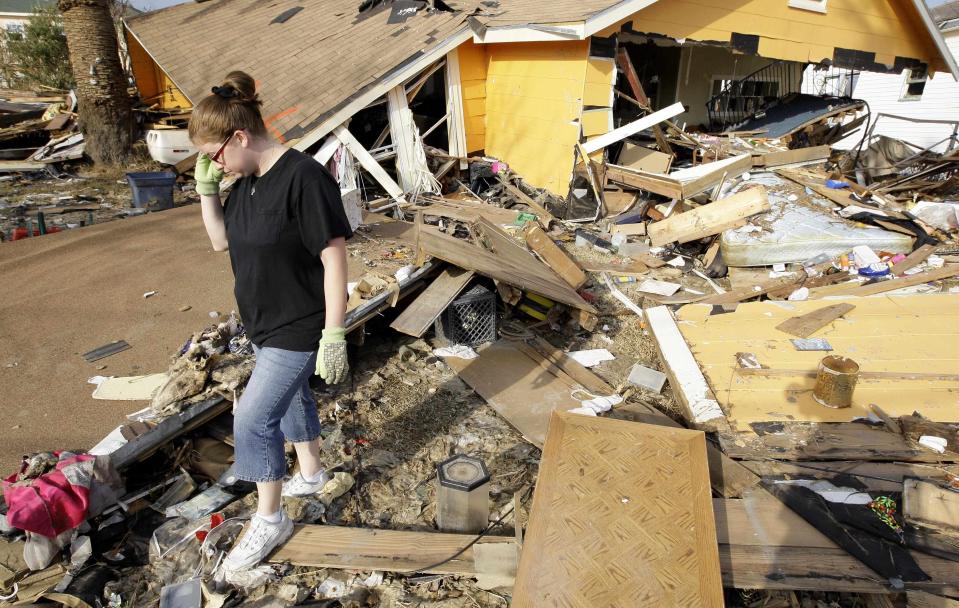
[
  {"left": 221, "top": 512, "right": 293, "bottom": 572},
  {"left": 281, "top": 470, "right": 332, "bottom": 498}
]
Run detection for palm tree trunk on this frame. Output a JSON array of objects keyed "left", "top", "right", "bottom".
[{"left": 58, "top": 0, "right": 133, "bottom": 165}]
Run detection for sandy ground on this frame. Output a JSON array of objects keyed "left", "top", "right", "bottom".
[{"left": 0, "top": 204, "right": 236, "bottom": 475}]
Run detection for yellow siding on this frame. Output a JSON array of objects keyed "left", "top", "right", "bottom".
[
  {"left": 125, "top": 30, "right": 191, "bottom": 110},
  {"left": 583, "top": 57, "right": 615, "bottom": 107},
  {"left": 581, "top": 108, "right": 612, "bottom": 136},
  {"left": 485, "top": 40, "right": 589, "bottom": 196},
  {"left": 457, "top": 39, "right": 489, "bottom": 153},
  {"left": 628, "top": 0, "right": 946, "bottom": 73}
]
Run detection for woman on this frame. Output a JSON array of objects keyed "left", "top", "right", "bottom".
[{"left": 188, "top": 71, "right": 353, "bottom": 572}]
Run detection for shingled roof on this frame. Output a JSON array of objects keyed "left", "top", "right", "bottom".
[{"left": 125, "top": 0, "right": 478, "bottom": 144}]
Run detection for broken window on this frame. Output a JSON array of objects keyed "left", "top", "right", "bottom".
[{"left": 900, "top": 67, "right": 927, "bottom": 101}]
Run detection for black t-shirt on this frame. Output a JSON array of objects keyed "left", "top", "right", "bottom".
[{"left": 223, "top": 149, "right": 353, "bottom": 351}]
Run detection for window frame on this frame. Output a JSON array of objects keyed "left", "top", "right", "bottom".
[{"left": 899, "top": 67, "right": 928, "bottom": 102}]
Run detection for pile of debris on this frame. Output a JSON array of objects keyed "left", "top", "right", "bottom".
[
  {"left": 4, "top": 55, "right": 959, "bottom": 608},
  {"left": 0, "top": 87, "right": 199, "bottom": 242},
  {"left": 0, "top": 88, "right": 83, "bottom": 171}
]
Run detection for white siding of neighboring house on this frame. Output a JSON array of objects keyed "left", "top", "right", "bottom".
[
  {"left": 0, "top": 14, "right": 29, "bottom": 34},
  {"left": 831, "top": 28, "right": 959, "bottom": 152}
]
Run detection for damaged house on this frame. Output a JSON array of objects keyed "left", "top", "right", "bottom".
[
  {"left": 5, "top": 0, "right": 959, "bottom": 606},
  {"left": 124, "top": 0, "right": 957, "bottom": 202}
]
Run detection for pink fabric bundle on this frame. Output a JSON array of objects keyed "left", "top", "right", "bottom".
[{"left": 2, "top": 453, "right": 95, "bottom": 538}]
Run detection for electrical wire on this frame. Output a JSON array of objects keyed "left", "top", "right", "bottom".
[{"left": 405, "top": 504, "right": 516, "bottom": 574}]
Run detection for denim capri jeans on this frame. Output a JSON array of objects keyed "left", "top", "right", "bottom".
[{"left": 232, "top": 345, "right": 322, "bottom": 482}]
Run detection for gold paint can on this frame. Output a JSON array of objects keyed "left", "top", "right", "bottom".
[{"left": 813, "top": 355, "right": 860, "bottom": 409}]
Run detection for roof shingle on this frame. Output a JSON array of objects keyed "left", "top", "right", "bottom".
[{"left": 126, "top": 0, "right": 476, "bottom": 142}]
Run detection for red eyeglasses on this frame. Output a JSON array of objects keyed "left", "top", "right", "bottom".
[{"left": 210, "top": 131, "right": 235, "bottom": 165}]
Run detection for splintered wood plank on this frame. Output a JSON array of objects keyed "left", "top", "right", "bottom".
[
  {"left": 717, "top": 494, "right": 959, "bottom": 594},
  {"left": 646, "top": 306, "right": 725, "bottom": 427},
  {"left": 417, "top": 222, "right": 595, "bottom": 312},
  {"left": 904, "top": 479, "right": 959, "bottom": 530},
  {"left": 523, "top": 224, "right": 587, "bottom": 289},
  {"left": 497, "top": 177, "right": 555, "bottom": 225},
  {"left": 648, "top": 186, "right": 769, "bottom": 247},
  {"left": 269, "top": 525, "right": 514, "bottom": 574},
  {"left": 674, "top": 294, "right": 959, "bottom": 425},
  {"left": 842, "top": 264, "right": 959, "bottom": 297},
  {"left": 908, "top": 591, "right": 959, "bottom": 607},
  {"left": 390, "top": 267, "right": 473, "bottom": 337},
  {"left": 893, "top": 244, "right": 938, "bottom": 276},
  {"left": 775, "top": 303, "right": 856, "bottom": 338},
  {"left": 513, "top": 412, "right": 722, "bottom": 607},
  {"left": 444, "top": 340, "right": 582, "bottom": 447}
]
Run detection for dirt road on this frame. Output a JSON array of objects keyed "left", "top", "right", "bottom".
[{"left": 0, "top": 204, "right": 236, "bottom": 475}]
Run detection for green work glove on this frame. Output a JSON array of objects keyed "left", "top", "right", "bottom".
[
  {"left": 316, "top": 328, "right": 348, "bottom": 385},
  {"left": 194, "top": 153, "right": 224, "bottom": 196}
]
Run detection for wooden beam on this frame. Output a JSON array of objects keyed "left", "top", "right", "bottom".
[
  {"left": 645, "top": 306, "right": 725, "bottom": 427},
  {"left": 445, "top": 49, "right": 469, "bottom": 170},
  {"left": 647, "top": 186, "right": 769, "bottom": 247},
  {"left": 616, "top": 47, "right": 673, "bottom": 156},
  {"left": 524, "top": 224, "right": 588, "bottom": 289},
  {"left": 581, "top": 102, "right": 685, "bottom": 154},
  {"left": 270, "top": 524, "right": 514, "bottom": 575},
  {"left": 716, "top": 495, "right": 959, "bottom": 595},
  {"left": 333, "top": 125, "right": 407, "bottom": 204},
  {"left": 837, "top": 264, "right": 959, "bottom": 297},
  {"left": 387, "top": 85, "right": 429, "bottom": 193}
]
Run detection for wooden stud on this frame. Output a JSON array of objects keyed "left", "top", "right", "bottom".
[
  {"left": 647, "top": 187, "right": 770, "bottom": 247},
  {"left": 524, "top": 224, "right": 588, "bottom": 289}
]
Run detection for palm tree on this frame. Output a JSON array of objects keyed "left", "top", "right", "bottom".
[{"left": 57, "top": 0, "right": 133, "bottom": 165}]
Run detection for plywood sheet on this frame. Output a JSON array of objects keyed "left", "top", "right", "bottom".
[
  {"left": 444, "top": 340, "right": 583, "bottom": 446},
  {"left": 675, "top": 294, "right": 959, "bottom": 425},
  {"left": 513, "top": 412, "right": 723, "bottom": 607},
  {"left": 618, "top": 143, "right": 672, "bottom": 173}
]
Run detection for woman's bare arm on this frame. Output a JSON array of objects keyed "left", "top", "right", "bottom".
[
  {"left": 200, "top": 193, "right": 229, "bottom": 251},
  {"left": 320, "top": 236, "right": 348, "bottom": 328}
]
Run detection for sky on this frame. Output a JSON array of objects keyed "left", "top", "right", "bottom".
[{"left": 129, "top": 0, "right": 190, "bottom": 11}]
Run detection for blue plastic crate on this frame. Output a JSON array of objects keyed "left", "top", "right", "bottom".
[{"left": 126, "top": 171, "right": 176, "bottom": 210}]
